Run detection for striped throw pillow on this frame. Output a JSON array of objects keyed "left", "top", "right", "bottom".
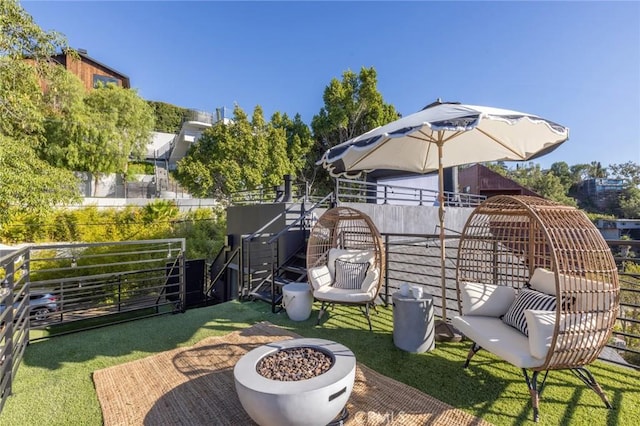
[
  {"left": 502, "top": 287, "right": 557, "bottom": 336},
  {"left": 332, "top": 259, "right": 369, "bottom": 290}
]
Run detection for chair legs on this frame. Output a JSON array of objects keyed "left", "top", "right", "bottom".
[
  {"left": 316, "top": 301, "right": 375, "bottom": 331},
  {"left": 317, "top": 301, "right": 331, "bottom": 325},
  {"left": 521, "top": 367, "right": 611, "bottom": 423},
  {"left": 359, "top": 303, "right": 373, "bottom": 331},
  {"left": 463, "top": 342, "right": 482, "bottom": 368},
  {"left": 570, "top": 367, "right": 613, "bottom": 409}
]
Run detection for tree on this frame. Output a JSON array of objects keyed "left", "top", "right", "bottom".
[
  {"left": 176, "top": 104, "right": 301, "bottom": 198},
  {"left": 271, "top": 112, "right": 314, "bottom": 185},
  {"left": 548, "top": 161, "right": 576, "bottom": 190},
  {"left": 147, "top": 100, "right": 187, "bottom": 133},
  {"left": 0, "top": 135, "right": 80, "bottom": 225},
  {"left": 309, "top": 67, "right": 399, "bottom": 195},
  {"left": 510, "top": 162, "right": 577, "bottom": 206},
  {"left": 1, "top": 0, "right": 66, "bottom": 135},
  {"left": 41, "top": 82, "right": 155, "bottom": 193},
  {"left": 0, "top": 0, "right": 81, "bottom": 225},
  {"left": 619, "top": 186, "right": 640, "bottom": 219},
  {"left": 609, "top": 161, "right": 640, "bottom": 187},
  {"left": 587, "top": 161, "right": 608, "bottom": 179}
]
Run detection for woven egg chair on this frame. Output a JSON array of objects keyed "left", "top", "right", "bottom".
[
  {"left": 306, "top": 206, "right": 385, "bottom": 331},
  {"left": 452, "top": 195, "right": 619, "bottom": 422}
]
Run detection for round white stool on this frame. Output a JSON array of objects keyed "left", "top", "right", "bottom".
[{"left": 282, "top": 283, "right": 313, "bottom": 321}]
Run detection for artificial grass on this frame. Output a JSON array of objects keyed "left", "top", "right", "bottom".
[{"left": 1, "top": 300, "right": 638, "bottom": 425}]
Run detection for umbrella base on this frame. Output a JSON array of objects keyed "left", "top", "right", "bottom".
[{"left": 434, "top": 320, "right": 463, "bottom": 342}]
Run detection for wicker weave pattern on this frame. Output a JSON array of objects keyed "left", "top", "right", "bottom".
[
  {"left": 456, "top": 195, "right": 619, "bottom": 371},
  {"left": 306, "top": 207, "right": 385, "bottom": 298}
]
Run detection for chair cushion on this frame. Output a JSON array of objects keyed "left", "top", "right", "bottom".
[
  {"left": 332, "top": 259, "right": 369, "bottom": 290},
  {"left": 502, "top": 288, "right": 556, "bottom": 336},
  {"left": 460, "top": 282, "right": 516, "bottom": 317},
  {"left": 452, "top": 315, "right": 545, "bottom": 369}
]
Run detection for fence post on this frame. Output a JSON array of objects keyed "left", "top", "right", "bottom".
[{"left": 384, "top": 234, "right": 390, "bottom": 306}]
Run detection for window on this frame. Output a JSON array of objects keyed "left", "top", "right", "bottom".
[{"left": 93, "top": 74, "right": 119, "bottom": 88}]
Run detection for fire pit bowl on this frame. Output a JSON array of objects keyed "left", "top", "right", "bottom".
[{"left": 234, "top": 338, "right": 356, "bottom": 426}]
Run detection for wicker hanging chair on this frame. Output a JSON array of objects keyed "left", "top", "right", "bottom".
[
  {"left": 306, "top": 206, "right": 385, "bottom": 330},
  {"left": 452, "top": 195, "right": 620, "bottom": 422}
]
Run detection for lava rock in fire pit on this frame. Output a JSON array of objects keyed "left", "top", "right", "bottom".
[{"left": 257, "top": 347, "right": 333, "bottom": 381}]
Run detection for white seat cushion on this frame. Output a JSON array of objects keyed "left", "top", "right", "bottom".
[
  {"left": 452, "top": 315, "right": 545, "bottom": 369},
  {"left": 314, "top": 268, "right": 379, "bottom": 303}
]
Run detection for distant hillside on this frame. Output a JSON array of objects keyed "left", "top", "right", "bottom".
[{"left": 147, "top": 101, "right": 189, "bottom": 133}]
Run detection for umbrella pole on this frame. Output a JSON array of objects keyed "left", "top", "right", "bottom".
[{"left": 435, "top": 142, "right": 462, "bottom": 342}]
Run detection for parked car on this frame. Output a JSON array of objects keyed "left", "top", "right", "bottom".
[{"left": 0, "top": 291, "right": 59, "bottom": 322}]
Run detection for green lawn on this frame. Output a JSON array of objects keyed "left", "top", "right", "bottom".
[{"left": 1, "top": 300, "right": 638, "bottom": 425}]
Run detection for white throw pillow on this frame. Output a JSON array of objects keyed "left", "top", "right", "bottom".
[
  {"left": 529, "top": 268, "right": 556, "bottom": 295},
  {"left": 526, "top": 310, "right": 600, "bottom": 359},
  {"left": 460, "top": 282, "right": 516, "bottom": 317},
  {"left": 525, "top": 309, "right": 556, "bottom": 359}
]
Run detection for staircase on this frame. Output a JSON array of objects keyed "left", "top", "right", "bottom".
[{"left": 250, "top": 242, "right": 309, "bottom": 311}]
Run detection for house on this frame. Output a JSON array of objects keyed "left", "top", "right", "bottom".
[
  {"left": 595, "top": 219, "right": 640, "bottom": 240},
  {"left": 458, "top": 164, "right": 541, "bottom": 198},
  {"left": 573, "top": 178, "right": 626, "bottom": 210},
  {"left": 52, "top": 48, "right": 130, "bottom": 91}
]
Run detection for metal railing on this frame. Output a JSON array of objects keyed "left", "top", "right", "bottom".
[
  {"left": 336, "top": 178, "right": 486, "bottom": 206},
  {"left": 377, "top": 235, "right": 640, "bottom": 369},
  {"left": 183, "top": 109, "right": 215, "bottom": 125},
  {"left": 0, "top": 246, "right": 31, "bottom": 413}
]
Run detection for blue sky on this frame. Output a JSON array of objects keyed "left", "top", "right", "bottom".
[{"left": 21, "top": 1, "right": 640, "bottom": 170}]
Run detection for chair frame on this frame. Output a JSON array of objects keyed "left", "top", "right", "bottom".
[
  {"left": 455, "top": 195, "right": 620, "bottom": 422},
  {"left": 306, "top": 206, "right": 385, "bottom": 330}
]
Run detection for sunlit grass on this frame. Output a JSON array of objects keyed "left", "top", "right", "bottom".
[{"left": 1, "top": 300, "right": 638, "bottom": 425}]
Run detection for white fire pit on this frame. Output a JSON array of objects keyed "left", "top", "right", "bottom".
[{"left": 234, "top": 338, "right": 356, "bottom": 426}]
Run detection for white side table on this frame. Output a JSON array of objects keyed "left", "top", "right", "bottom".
[
  {"left": 392, "top": 291, "right": 435, "bottom": 352},
  {"left": 282, "top": 282, "right": 313, "bottom": 321}
]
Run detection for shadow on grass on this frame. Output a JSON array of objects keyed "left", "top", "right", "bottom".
[{"left": 21, "top": 300, "right": 267, "bottom": 370}]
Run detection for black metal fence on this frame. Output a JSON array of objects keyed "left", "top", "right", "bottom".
[
  {"left": 377, "top": 234, "right": 640, "bottom": 370},
  {"left": 0, "top": 247, "right": 31, "bottom": 413}
]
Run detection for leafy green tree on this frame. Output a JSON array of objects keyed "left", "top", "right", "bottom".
[
  {"left": 619, "top": 186, "right": 640, "bottom": 219},
  {"left": 271, "top": 112, "right": 314, "bottom": 184},
  {"left": 42, "top": 82, "right": 155, "bottom": 193},
  {"left": 548, "top": 161, "right": 576, "bottom": 190},
  {"left": 0, "top": 135, "right": 80, "bottom": 226},
  {"left": 510, "top": 162, "right": 577, "bottom": 206},
  {"left": 176, "top": 104, "right": 299, "bottom": 197},
  {"left": 147, "top": 100, "right": 187, "bottom": 133},
  {"left": 587, "top": 161, "right": 608, "bottom": 179},
  {"left": 309, "top": 67, "right": 400, "bottom": 195},
  {"left": 609, "top": 161, "right": 640, "bottom": 187},
  {"left": 0, "top": 0, "right": 81, "bottom": 225},
  {"left": 1, "top": 0, "right": 67, "bottom": 140}
]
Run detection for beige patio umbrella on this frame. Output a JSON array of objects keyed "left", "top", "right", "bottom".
[{"left": 317, "top": 99, "right": 569, "bottom": 339}]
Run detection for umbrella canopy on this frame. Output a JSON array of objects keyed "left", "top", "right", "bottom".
[
  {"left": 317, "top": 100, "right": 569, "bottom": 336},
  {"left": 318, "top": 101, "right": 569, "bottom": 177}
]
